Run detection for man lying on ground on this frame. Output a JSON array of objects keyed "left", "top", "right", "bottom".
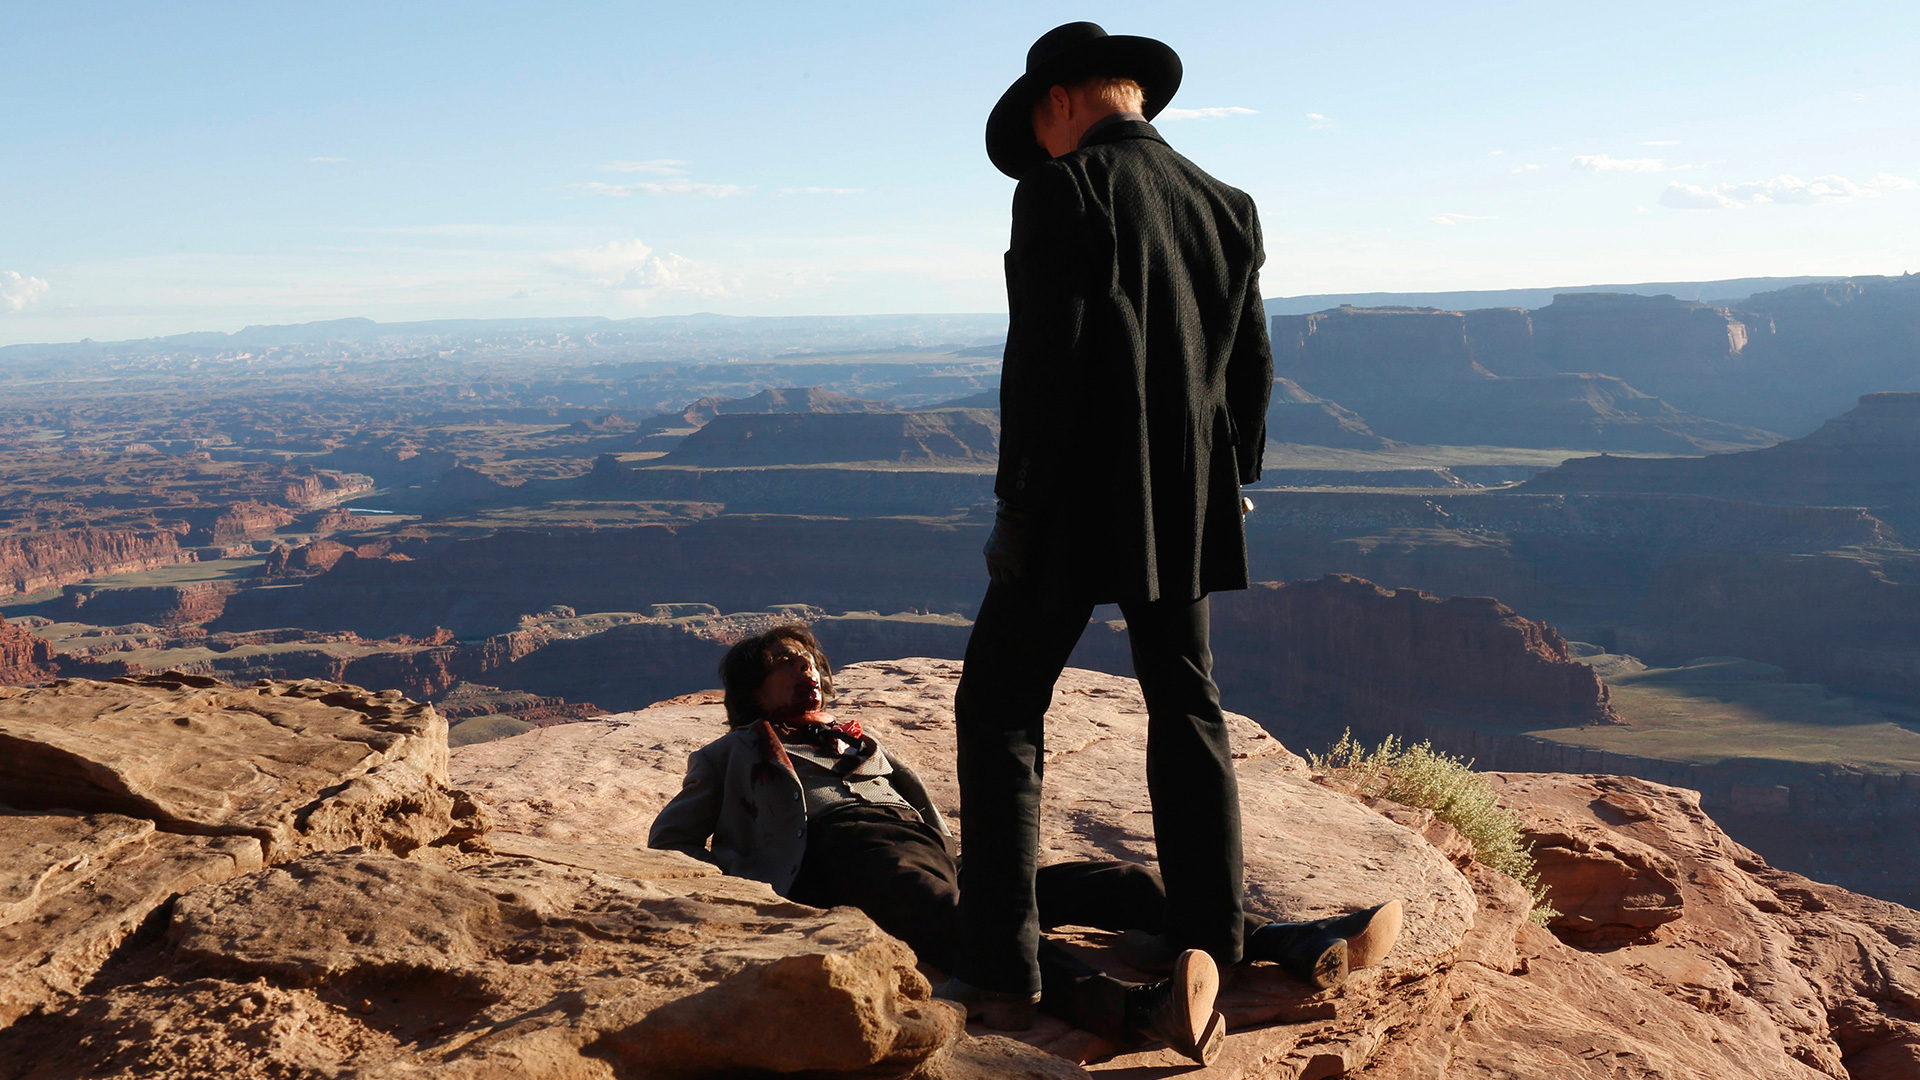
[{"left": 648, "top": 626, "right": 1401, "bottom": 1066}]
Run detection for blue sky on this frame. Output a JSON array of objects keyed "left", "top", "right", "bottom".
[{"left": 3, "top": 0, "right": 1916, "bottom": 344}]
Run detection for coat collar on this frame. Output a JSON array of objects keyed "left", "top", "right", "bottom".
[
  {"left": 1079, "top": 118, "right": 1165, "bottom": 151},
  {"left": 744, "top": 720, "right": 794, "bottom": 771}
]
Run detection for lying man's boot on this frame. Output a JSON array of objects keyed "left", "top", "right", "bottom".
[
  {"left": 932, "top": 978, "right": 1041, "bottom": 1031},
  {"left": 1243, "top": 900, "right": 1404, "bottom": 988},
  {"left": 1119, "top": 900, "right": 1404, "bottom": 990},
  {"left": 1123, "top": 949, "right": 1227, "bottom": 1066},
  {"left": 1250, "top": 927, "right": 1348, "bottom": 990}
]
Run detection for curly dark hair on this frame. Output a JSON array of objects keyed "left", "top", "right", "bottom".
[{"left": 717, "top": 624, "right": 834, "bottom": 728}]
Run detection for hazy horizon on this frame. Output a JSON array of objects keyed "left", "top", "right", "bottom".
[{"left": 5, "top": 1, "right": 1916, "bottom": 346}]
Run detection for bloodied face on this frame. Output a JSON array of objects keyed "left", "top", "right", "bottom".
[{"left": 753, "top": 639, "right": 824, "bottom": 716}]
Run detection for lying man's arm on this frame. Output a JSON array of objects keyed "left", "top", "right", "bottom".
[{"left": 648, "top": 747, "right": 724, "bottom": 864}]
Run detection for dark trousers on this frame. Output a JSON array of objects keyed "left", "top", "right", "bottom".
[
  {"left": 787, "top": 806, "right": 1248, "bottom": 1042},
  {"left": 952, "top": 582, "right": 1246, "bottom": 996}
]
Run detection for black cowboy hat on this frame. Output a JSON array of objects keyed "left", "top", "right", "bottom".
[{"left": 985, "top": 22, "right": 1182, "bottom": 179}]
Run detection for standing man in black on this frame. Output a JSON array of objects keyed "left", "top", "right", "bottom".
[{"left": 949, "top": 23, "right": 1275, "bottom": 1025}]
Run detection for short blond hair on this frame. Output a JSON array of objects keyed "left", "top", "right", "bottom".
[{"left": 1073, "top": 75, "right": 1146, "bottom": 114}]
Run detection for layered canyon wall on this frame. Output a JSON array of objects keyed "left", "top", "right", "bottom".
[{"left": 0, "top": 529, "right": 190, "bottom": 598}]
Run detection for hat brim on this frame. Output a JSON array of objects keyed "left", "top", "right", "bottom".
[{"left": 985, "top": 34, "right": 1183, "bottom": 179}]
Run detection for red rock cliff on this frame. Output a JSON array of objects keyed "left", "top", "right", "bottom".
[
  {"left": 0, "top": 616, "right": 54, "bottom": 685},
  {"left": 1203, "top": 574, "right": 1621, "bottom": 729},
  {"left": 0, "top": 529, "right": 189, "bottom": 598}
]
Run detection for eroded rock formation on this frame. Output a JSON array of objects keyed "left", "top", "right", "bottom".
[
  {"left": 1067, "top": 575, "right": 1622, "bottom": 735},
  {"left": 0, "top": 616, "right": 54, "bottom": 685},
  {"left": 0, "top": 529, "right": 189, "bottom": 599}
]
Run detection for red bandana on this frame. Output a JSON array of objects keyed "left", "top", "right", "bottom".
[{"left": 766, "top": 709, "right": 875, "bottom": 774}]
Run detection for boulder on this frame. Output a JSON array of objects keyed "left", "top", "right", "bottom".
[
  {"left": 0, "top": 846, "right": 1072, "bottom": 1080},
  {"left": 0, "top": 673, "right": 457, "bottom": 861},
  {"left": 1522, "top": 816, "right": 1685, "bottom": 945},
  {"left": 0, "top": 673, "right": 473, "bottom": 1029}
]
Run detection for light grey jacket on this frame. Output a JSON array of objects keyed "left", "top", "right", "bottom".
[{"left": 647, "top": 720, "right": 953, "bottom": 896}]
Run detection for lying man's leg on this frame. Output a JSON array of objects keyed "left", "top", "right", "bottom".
[{"left": 1037, "top": 847, "right": 1404, "bottom": 989}]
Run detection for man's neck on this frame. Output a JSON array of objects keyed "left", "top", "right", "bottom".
[
  {"left": 1078, "top": 109, "right": 1147, "bottom": 149},
  {"left": 766, "top": 705, "right": 831, "bottom": 726}
]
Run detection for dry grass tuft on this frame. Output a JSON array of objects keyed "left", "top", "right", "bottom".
[{"left": 1309, "top": 729, "right": 1558, "bottom": 924}]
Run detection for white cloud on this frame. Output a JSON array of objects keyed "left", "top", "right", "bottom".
[
  {"left": 1573, "top": 154, "right": 1666, "bottom": 172},
  {"left": 1431, "top": 213, "right": 1495, "bottom": 226},
  {"left": 778, "top": 187, "right": 866, "bottom": 195},
  {"left": 1489, "top": 150, "right": 1506, "bottom": 156},
  {"left": 1661, "top": 173, "right": 1884, "bottom": 210},
  {"left": 1510, "top": 163, "right": 1541, "bottom": 173},
  {"left": 1660, "top": 182, "right": 1741, "bottom": 210},
  {"left": 546, "top": 239, "right": 733, "bottom": 301},
  {"left": 1158, "top": 106, "right": 1259, "bottom": 121},
  {"left": 0, "top": 271, "right": 49, "bottom": 313},
  {"left": 1641, "top": 139, "right": 1680, "bottom": 147},
  {"left": 309, "top": 156, "right": 349, "bottom": 163},
  {"left": 1870, "top": 172, "right": 1919, "bottom": 190},
  {"left": 572, "top": 179, "right": 750, "bottom": 198},
  {"left": 600, "top": 159, "right": 689, "bottom": 175},
  {"left": 1305, "top": 112, "right": 1335, "bottom": 130}
]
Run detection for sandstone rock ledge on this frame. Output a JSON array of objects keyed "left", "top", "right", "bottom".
[
  {"left": 0, "top": 673, "right": 479, "bottom": 1030},
  {"left": 0, "top": 670, "right": 1080, "bottom": 1079},
  {"left": 453, "top": 659, "right": 1481, "bottom": 1077}
]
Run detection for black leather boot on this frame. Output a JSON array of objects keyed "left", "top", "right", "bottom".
[
  {"left": 1244, "top": 900, "right": 1403, "bottom": 988},
  {"left": 1122, "top": 949, "right": 1227, "bottom": 1066}
]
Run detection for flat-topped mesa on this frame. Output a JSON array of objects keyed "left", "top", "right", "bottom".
[
  {"left": 1529, "top": 291, "right": 1759, "bottom": 378},
  {"left": 1270, "top": 306, "right": 1491, "bottom": 387},
  {"left": 1265, "top": 303, "right": 1774, "bottom": 452},
  {"left": 661, "top": 408, "right": 1002, "bottom": 467}
]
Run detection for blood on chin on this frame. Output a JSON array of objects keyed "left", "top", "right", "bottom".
[{"left": 771, "top": 682, "right": 824, "bottom": 719}]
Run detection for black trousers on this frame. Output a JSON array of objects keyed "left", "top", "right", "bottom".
[
  {"left": 951, "top": 582, "right": 1246, "bottom": 996},
  {"left": 787, "top": 804, "right": 1254, "bottom": 1041}
]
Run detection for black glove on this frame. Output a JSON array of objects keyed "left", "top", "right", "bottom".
[{"left": 983, "top": 500, "right": 1035, "bottom": 586}]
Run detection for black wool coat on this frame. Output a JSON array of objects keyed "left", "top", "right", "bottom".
[{"left": 997, "top": 120, "right": 1274, "bottom": 604}]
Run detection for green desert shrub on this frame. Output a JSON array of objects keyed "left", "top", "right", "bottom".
[{"left": 1308, "top": 730, "right": 1559, "bottom": 924}]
